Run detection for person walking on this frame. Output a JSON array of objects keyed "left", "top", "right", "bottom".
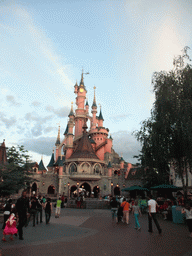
[
  {"left": 27, "top": 196, "right": 38, "bottom": 227},
  {"left": 148, "top": 194, "right": 162, "bottom": 234},
  {"left": 121, "top": 198, "right": 130, "bottom": 224},
  {"left": 2, "top": 213, "right": 18, "bottom": 242},
  {"left": 16, "top": 190, "right": 30, "bottom": 240},
  {"left": 37, "top": 195, "right": 43, "bottom": 224},
  {"left": 132, "top": 200, "right": 142, "bottom": 230},
  {"left": 110, "top": 197, "right": 119, "bottom": 222},
  {"left": 181, "top": 202, "right": 192, "bottom": 237},
  {"left": 44, "top": 198, "right": 52, "bottom": 224},
  {"left": 55, "top": 196, "right": 62, "bottom": 218},
  {"left": 2, "top": 199, "right": 13, "bottom": 230}
]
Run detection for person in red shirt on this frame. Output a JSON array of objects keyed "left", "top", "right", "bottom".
[{"left": 121, "top": 198, "right": 130, "bottom": 224}]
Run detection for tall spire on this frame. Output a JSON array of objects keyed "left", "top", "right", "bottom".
[
  {"left": 79, "top": 68, "right": 84, "bottom": 87},
  {"left": 55, "top": 125, "right": 60, "bottom": 146},
  {"left": 98, "top": 104, "right": 104, "bottom": 120},
  {"left": 68, "top": 102, "right": 74, "bottom": 117},
  {"left": 92, "top": 86, "right": 97, "bottom": 108}
]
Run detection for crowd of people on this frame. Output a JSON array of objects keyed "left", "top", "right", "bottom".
[
  {"left": 1, "top": 190, "right": 192, "bottom": 242},
  {"left": 1, "top": 190, "right": 67, "bottom": 241},
  {"left": 110, "top": 194, "right": 192, "bottom": 237}
]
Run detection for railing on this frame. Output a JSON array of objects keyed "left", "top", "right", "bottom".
[{"left": 70, "top": 171, "right": 101, "bottom": 176}]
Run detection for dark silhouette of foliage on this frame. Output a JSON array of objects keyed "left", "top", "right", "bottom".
[{"left": 134, "top": 47, "right": 192, "bottom": 199}]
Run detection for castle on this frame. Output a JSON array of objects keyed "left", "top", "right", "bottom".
[{"left": 1, "top": 72, "right": 143, "bottom": 197}]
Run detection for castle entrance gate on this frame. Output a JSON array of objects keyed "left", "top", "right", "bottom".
[
  {"left": 93, "top": 186, "right": 100, "bottom": 198},
  {"left": 80, "top": 182, "right": 91, "bottom": 197}
]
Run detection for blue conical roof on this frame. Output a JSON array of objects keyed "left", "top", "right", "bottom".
[
  {"left": 98, "top": 109, "right": 104, "bottom": 120},
  {"left": 38, "top": 159, "right": 47, "bottom": 171},
  {"left": 55, "top": 156, "right": 65, "bottom": 166},
  {"left": 47, "top": 152, "right": 54, "bottom": 168},
  {"left": 64, "top": 124, "right": 68, "bottom": 135},
  {"left": 107, "top": 161, "right": 112, "bottom": 168}
]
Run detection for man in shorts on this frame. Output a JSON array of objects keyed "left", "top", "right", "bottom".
[{"left": 55, "top": 196, "right": 62, "bottom": 218}]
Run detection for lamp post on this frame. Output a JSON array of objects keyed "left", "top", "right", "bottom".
[
  {"left": 77, "top": 182, "right": 79, "bottom": 197},
  {"left": 117, "top": 184, "right": 120, "bottom": 196},
  {"left": 68, "top": 182, "right": 70, "bottom": 199},
  {"left": 111, "top": 181, "right": 113, "bottom": 197}
]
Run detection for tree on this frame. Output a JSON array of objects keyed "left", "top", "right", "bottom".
[
  {"left": 134, "top": 47, "right": 192, "bottom": 198},
  {"left": 0, "top": 145, "right": 36, "bottom": 196}
]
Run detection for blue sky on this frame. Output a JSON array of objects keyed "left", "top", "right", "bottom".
[{"left": 0, "top": 0, "right": 192, "bottom": 166}]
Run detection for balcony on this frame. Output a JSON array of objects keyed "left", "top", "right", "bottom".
[{"left": 69, "top": 172, "right": 101, "bottom": 181}]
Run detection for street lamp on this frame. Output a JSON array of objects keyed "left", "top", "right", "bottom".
[
  {"left": 77, "top": 182, "right": 79, "bottom": 197},
  {"left": 111, "top": 181, "right": 113, "bottom": 197},
  {"left": 68, "top": 182, "right": 70, "bottom": 199}
]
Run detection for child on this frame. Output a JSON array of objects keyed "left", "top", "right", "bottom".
[
  {"left": 2, "top": 213, "right": 18, "bottom": 241},
  {"left": 132, "top": 200, "right": 142, "bottom": 230},
  {"left": 182, "top": 203, "right": 192, "bottom": 238}
]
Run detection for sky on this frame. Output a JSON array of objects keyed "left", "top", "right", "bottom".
[{"left": 0, "top": 0, "right": 192, "bottom": 167}]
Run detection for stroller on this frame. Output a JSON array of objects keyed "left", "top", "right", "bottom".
[{"left": 117, "top": 206, "right": 123, "bottom": 222}]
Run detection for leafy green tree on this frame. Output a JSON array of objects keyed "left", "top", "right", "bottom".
[
  {"left": 0, "top": 145, "right": 35, "bottom": 196},
  {"left": 134, "top": 47, "right": 192, "bottom": 198}
]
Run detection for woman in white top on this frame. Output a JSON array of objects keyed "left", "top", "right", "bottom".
[{"left": 182, "top": 203, "right": 192, "bottom": 238}]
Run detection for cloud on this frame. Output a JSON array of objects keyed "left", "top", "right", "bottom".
[
  {"left": 21, "top": 137, "right": 56, "bottom": 156},
  {"left": 6, "top": 95, "right": 21, "bottom": 106},
  {"left": 112, "top": 130, "right": 141, "bottom": 164},
  {"left": 45, "top": 105, "right": 70, "bottom": 118},
  {"left": 44, "top": 126, "right": 57, "bottom": 133},
  {"left": 31, "top": 101, "right": 41, "bottom": 107},
  {"left": 109, "top": 114, "right": 130, "bottom": 123},
  {"left": 24, "top": 112, "right": 53, "bottom": 123},
  {"left": 0, "top": 112, "right": 17, "bottom": 128}
]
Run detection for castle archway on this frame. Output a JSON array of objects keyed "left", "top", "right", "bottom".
[
  {"left": 70, "top": 185, "right": 77, "bottom": 197},
  {"left": 80, "top": 182, "right": 91, "bottom": 197},
  {"left": 47, "top": 185, "right": 55, "bottom": 195},
  {"left": 32, "top": 182, "right": 37, "bottom": 194},
  {"left": 93, "top": 185, "right": 100, "bottom": 198},
  {"left": 114, "top": 186, "right": 120, "bottom": 196}
]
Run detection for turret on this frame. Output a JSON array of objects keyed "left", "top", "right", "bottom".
[
  {"left": 91, "top": 86, "right": 97, "bottom": 130},
  {"left": 64, "top": 124, "right": 68, "bottom": 136},
  {"left": 55, "top": 125, "right": 61, "bottom": 161},
  {"left": 107, "top": 161, "right": 112, "bottom": 177},
  {"left": 74, "top": 80, "right": 78, "bottom": 94},
  {"left": 120, "top": 155, "right": 125, "bottom": 169},
  {"left": 74, "top": 71, "right": 87, "bottom": 138},
  {"left": 47, "top": 150, "right": 55, "bottom": 172},
  {"left": 85, "top": 98, "right": 89, "bottom": 114},
  {"left": 0, "top": 139, "right": 7, "bottom": 165},
  {"left": 66, "top": 103, "right": 75, "bottom": 159},
  {"left": 68, "top": 102, "right": 75, "bottom": 119},
  {"left": 38, "top": 156, "right": 47, "bottom": 173},
  {"left": 98, "top": 105, "right": 104, "bottom": 127}
]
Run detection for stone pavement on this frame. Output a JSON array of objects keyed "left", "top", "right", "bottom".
[{"left": 1, "top": 208, "right": 192, "bottom": 256}]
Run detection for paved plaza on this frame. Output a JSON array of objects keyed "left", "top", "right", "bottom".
[{"left": 1, "top": 208, "right": 192, "bottom": 256}]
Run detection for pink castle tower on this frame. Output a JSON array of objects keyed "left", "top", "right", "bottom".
[{"left": 74, "top": 71, "right": 87, "bottom": 139}]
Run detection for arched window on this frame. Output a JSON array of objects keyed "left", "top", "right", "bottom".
[
  {"left": 81, "top": 162, "right": 90, "bottom": 174},
  {"left": 94, "top": 164, "right": 101, "bottom": 175},
  {"left": 69, "top": 163, "right": 77, "bottom": 174},
  {"left": 48, "top": 185, "right": 55, "bottom": 194}
]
